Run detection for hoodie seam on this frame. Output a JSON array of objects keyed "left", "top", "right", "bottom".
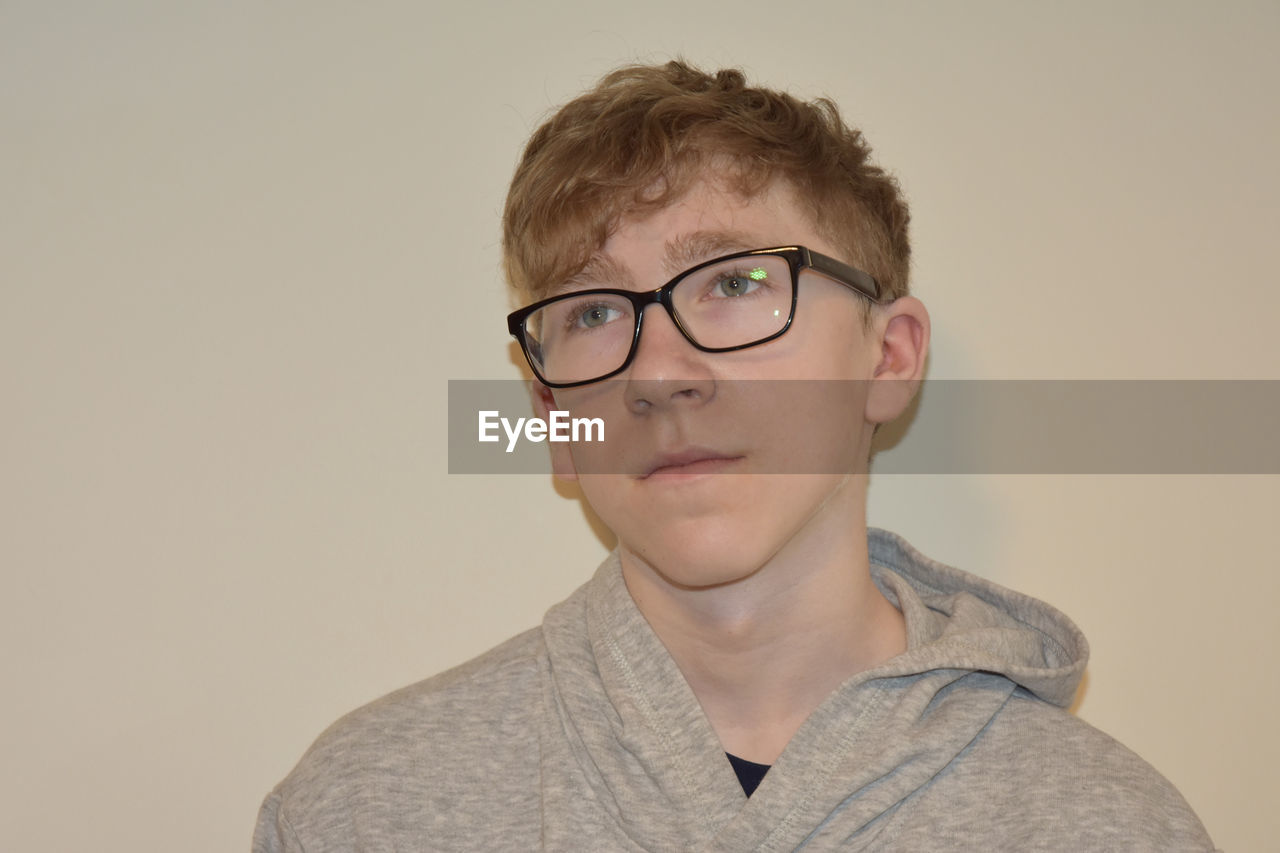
[
  {"left": 753, "top": 686, "right": 890, "bottom": 852},
  {"left": 599, "top": 628, "right": 705, "bottom": 823}
]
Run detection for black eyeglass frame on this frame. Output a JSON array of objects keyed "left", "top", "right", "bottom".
[{"left": 506, "top": 245, "right": 882, "bottom": 388}]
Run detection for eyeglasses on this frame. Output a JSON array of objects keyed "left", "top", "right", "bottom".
[{"left": 506, "top": 246, "right": 881, "bottom": 388}]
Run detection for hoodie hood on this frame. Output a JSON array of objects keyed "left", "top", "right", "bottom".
[
  {"left": 867, "top": 529, "right": 1087, "bottom": 708},
  {"left": 539, "top": 528, "right": 1090, "bottom": 852}
]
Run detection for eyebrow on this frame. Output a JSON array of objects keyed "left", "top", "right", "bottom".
[
  {"left": 555, "top": 229, "right": 763, "bottom": 295},
  {"left": 661, "top": 230, "right": 759, "bottom": 276},
  {"left": 558, "top": 254, "right": 633, "bottom": 293}
]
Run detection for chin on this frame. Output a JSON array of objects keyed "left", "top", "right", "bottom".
[
  {"left": 592, "top": 473, "right": 862, "bottom": 591},
  {"left": 620, "top": 524, "right": 778, "bottom": 591}
]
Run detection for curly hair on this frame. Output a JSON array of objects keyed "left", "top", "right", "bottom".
[{"left": 502, "top": 60, "right": 910, "bottom": 305}]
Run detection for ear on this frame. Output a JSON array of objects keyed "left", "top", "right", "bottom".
[
  {"left": 865, "top": 296, "right": 930, "bottom": 424},
  {"left": 530, "top": 380, "right": 579, "bottom": 482}
]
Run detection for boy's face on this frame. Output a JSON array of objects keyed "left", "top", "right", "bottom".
[{"left": 537, "top": 176, "right": 911, "bottom": 588}]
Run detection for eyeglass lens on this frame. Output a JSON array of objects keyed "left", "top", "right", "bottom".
[{"left": 522, "top": 254, "right": 793, "bottom": 385}]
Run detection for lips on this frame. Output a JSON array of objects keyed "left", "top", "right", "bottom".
[{"left": 640, "top": 447, "right": 744, "bottom": 479}]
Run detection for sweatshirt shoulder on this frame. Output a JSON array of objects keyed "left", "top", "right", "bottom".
[
  {"left": 949, "top": 692, "right": 1215, "bottom": 850},
  {"left": 256, "top": 628, "right": 547, "bottom": 851},
  {"left": 307, "top": 626, "right": 544, "bottom": 758}
]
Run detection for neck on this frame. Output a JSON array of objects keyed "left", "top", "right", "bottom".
[{"left": 619, "top": 483, "right": 906, "bottom": 765}]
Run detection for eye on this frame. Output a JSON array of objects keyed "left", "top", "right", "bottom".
[
  {"left": 714, "top": 267, "right": 768, "bottom": 298},
  {"left": 574, "top": 303, "right": 623, "bottom": 329}
]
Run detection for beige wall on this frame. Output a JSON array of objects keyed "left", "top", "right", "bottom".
[{"left": 3, "top": 2, "right": 1275, "bottom": 849}]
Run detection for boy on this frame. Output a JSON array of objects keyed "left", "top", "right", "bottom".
[{"left": 254, "top": 61, "right": 1213, "bottom": 851}]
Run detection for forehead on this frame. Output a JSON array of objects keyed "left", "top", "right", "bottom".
[{"left": 564, "top": 178, "right": 825, "bottom": 292}]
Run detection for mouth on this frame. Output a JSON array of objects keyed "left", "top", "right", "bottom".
[{"left": 640, "top": 448, "right": 745, "bottom": 480}]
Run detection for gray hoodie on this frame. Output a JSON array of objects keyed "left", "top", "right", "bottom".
[{"left": 254, "top": 529, "right": 1214, "bottom": 851}]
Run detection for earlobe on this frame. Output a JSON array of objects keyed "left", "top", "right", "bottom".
[
  {"left": 530, "top": 381, "right": 580, "bottom": 482},
  {"left": 866, "top": 297, "right": 931, "bottom": 424}
]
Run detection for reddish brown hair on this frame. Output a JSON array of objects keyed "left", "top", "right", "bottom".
[{"left": 502, "top": 61, "right": 910, "bottom": 304}]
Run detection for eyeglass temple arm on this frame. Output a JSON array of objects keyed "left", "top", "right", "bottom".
[{"left": 802, "top": 248, "right": 882, "bottom": 302}]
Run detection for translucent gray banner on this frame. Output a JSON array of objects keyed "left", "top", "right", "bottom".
[{"left": 447, "top": 380, "right": 1280, "bottom": 474}]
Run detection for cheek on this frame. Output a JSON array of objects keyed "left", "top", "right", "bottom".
[
  {"left": 573, "top": 474, "right": 628, "bottom": 517},
  {"left": 808, "top": 320, "right": 876, "bottom": 382},
  {"left": 752, "top": 380, "right": 871, "bottom": 474},
  {"left": 727, "top": 302, "right": 872, "bottom": 382}
]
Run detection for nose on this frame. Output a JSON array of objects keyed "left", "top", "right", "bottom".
[{"left": 623, "top": 303, "right": 716, "bottom": 414}]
